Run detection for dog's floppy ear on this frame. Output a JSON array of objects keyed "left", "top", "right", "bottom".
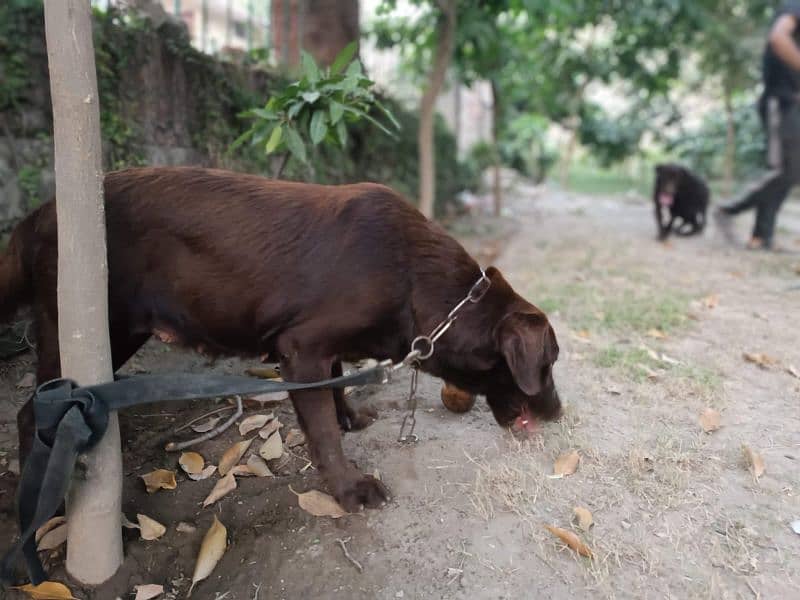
[{"left": 495, "top": 311, "right": 559, "bottom": 396}]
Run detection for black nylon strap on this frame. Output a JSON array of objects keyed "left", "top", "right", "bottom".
[{"left": 1, "top": 364, "right": 391, "bottom": 584}]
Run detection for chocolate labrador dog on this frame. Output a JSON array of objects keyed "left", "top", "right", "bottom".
[
  {"left": 1, "top": 167, "right": 561, "bottom": 511},
  {"left": 653, "top": 163, "right": 709, "bottom": 241}
]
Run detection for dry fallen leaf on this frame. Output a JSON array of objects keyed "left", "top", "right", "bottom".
[
  {"left": 187, "top": 465, "right": 217, "bottom": 481},
  {"left": 14, "top": 581, "right": 75, "bottom": 599},
  {"left": 699, "top": 408, "right": 721, "bottom": 433},
  {"left": 141, "top": 469, "right": 177, "bottom": 493},
  {"left": 247, "top": 391, "right": 289, "bottom": 405},
  {"left": 134, "top": 584, "right": 164, "bottom": 600},
  {"left": 553, "top": 450, "right": 580, "bottom": 477},
  {"left": 202, "top": 472, "right": 237, "bottom": 507},
  {"left": 742, "top": 445, "right": 765, "bottom": 480},
  {"left": 218, "top": 438, "right": 254, "bottom": 476},
  {"left": 637, "top": 363, "right": 661, "bottom": 380},
  {"left": 137, "top": 514, "right": 167, "bottom": 541},
  {"left": 646, "top": 328, "right": 667, "bottom": 340},
  {"left": 37, "top": 523, "right": 67, "bottom": 551},
  {"left": 787, "top": 365, "right": 800, "bottom": 380},
  {"left": 258, "top": 418, "right": 283, "bottom": 439},
  {"left": 743, "top": 352, "right": 778, "bottom": 369},
  {"left": 176, "top": 522, "right": 197, "bottom": 534},
  {"left": 545, "top": 525, "right": 593, "bottom": 558},
  {"left": 230, "top": 464, "right": 256, "bottom": 477},
  {"left": 290, "top": 486, "right": 348, "bottom": 518},
  {"left": 245, "top": 366, "right": 281, "bottom": 379},
  {"left": 258, "top": 431, "right": 283, "bottom": 461},
  {"left": 246, "top": 455, "right": 273, "bottom": 477},
  {"left": 35, "top": 516, "right": 66, "bottom": 544},
  {"left": 178, "top": 452, "right": 205, "bottom": 475},
  {"left": 285, "top": 428, "right": 306, "bottom": 448},
  {"left": 189, "top": 516, "right": 227, "bottom": 597},
  {"left": 191, "top": 416, "right": 221, "bottom": 434},
  {"left": 238, "top": 413, "right": 273, "bottom": 436},
  {"left": 702, "top": 294, "right": 719, "bottom": 309},
  {"left": 573, "top": 507, "right": 594, "bottom": 531}
]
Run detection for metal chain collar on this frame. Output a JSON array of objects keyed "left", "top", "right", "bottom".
[{"left": 397, "top": 270, "right": 491, "bottom": 442}]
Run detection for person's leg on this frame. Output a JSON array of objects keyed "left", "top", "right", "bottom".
[{"left": 752, "top": 104, "right": 800, "bottom": 246}]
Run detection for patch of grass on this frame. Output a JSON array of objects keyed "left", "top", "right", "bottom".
[
  {"left": 593, "top": 347, "right": 661, "bottom": 382},
  {"left": 561, "top": 164, "right": 651, "bottom": 198}
]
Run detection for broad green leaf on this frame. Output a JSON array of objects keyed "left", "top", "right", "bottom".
[
  {"left": 329, "top": 101, "right": 345, "bottom": 125},
  {"left": 265, "top": 125, "right": 283, "bottom": 154},
  {"left": 250, "top": 107, "right": 277, "bottom": 120},
  {"left": 345, "top": 59, "right": 362, "bottom": 78},
  {"left": 285, "top": 127, "right": 307, "bottom": 163},
  {"left": 287, "top": 101, "right": 304, "bottom": 119},
  {"left": 301, "top": 51, "right": 320, "bottom": 84},
  {"left": 309, "top": 111, "right": 328, "bottom": 146},
  {"left": 330, "top": 41, "right": 358, "bottom": 75},
  {"left": 228, "top": 128, "right": 254, "bottom": 153},
  {"left": 301, "top": 91, "right": 320, "bottom": 104}
]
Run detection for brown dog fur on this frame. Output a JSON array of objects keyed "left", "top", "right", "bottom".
[{"left": 1, "top": 167, "right": 561, "bottom": 511}]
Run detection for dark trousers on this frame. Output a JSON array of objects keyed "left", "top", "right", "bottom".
[{"left": 725, "top": 99, "right": 800, "bottom": 243}]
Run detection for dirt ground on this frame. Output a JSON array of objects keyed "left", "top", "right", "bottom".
[{"left": 1, "top": 181, "right": 799, "bottom": 600}]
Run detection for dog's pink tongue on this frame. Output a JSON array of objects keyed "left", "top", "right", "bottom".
[
  {"left": 659, "top": 193, "right": 674, "bottom": 207},
  {"left": 513, "top": 408, "right": 539, "bottom": 435}
]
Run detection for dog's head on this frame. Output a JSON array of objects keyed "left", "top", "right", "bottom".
[
  {"left": 484, "top": 307, "right": 561, "bottom": 432},
  {"left": 655, "top": 164, "right": 684, "bottom": 205}
]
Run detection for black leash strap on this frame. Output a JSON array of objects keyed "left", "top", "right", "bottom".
[{"left": 0, "top": 365, "right": 391, "bottom": 585}]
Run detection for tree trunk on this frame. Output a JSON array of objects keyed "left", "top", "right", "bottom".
[
  {"left": 490, "top": 79, "right": 502, "bottom": 217},
  {"left": 418, "top": 1, "right": 457, "bottom": 220},
  {"left": 44, "top": 0, "right": 121, "bottom": 585},
  {"left": 559, "top": 124, "right": 578, "bottom": 189},
  {"left": 723, "top": 82, "right": 736, "bottom": 196}
]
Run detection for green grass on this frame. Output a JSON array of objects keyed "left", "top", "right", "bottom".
[{"left": 560, "top": 164, "right": 651, "bottom": 198}]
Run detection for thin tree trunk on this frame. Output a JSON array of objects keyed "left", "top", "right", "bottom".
[
  {"left": 559, "top": 124, "right": 578, "bottom": 189},
  {"left": 44, "top": 0, "right": 121, "bottom": 585},
  {"left": 490, "top": 79, "right": 502, "bottom": 217},
  {"left": 723, "top": 82, "right": 736, "bottom": 196},
  {"left": 418, "top": 1, "right": 456, "bottom": 219}
]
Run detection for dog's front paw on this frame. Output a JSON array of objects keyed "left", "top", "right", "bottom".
[{"left": 335, "top": 473, "right": 391, "bottom": 512}]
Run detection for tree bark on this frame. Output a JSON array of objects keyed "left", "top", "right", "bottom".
[
  {"left": 723, "top": 82, "right": 736, "bottom": 196},
  {"left": 490, "top": 79, "right": 502, "bottom": 217},
  {"left": 418, "top": 1, "right": 457, "bottom": 219},
  {"left": 44, "top": 0, "right": 121, "bottom": 585}
]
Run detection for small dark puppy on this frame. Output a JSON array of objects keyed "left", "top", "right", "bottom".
[{"left": 653, "top": 163, "right": 709, "bottom": 241}]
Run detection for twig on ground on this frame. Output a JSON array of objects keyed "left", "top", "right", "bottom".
[
  {"left": 165, "top": 396, "right": 242, "bottom": 451},
  {"left": 336, "top": 537, "right": 364, "bottom": 573}
]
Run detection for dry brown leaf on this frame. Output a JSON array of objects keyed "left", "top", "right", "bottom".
[
  {"left": 637, "top": 363, "right": 661, "bottom": 380},
  {"left": 202, "top": 472, "right": 237, "bottom": 507},
  {"left": 742, "top": 445, "right": 765, "bottom": 480},
  {"left": 13, "top": 582, "right": 76, "bottom": 599},
  {"left": 134, "top": 584, "right": 164, "bottom": 600},
  {"left": 545, "top": 525, "right": 593, "bottom": 558},
  {"left": 258, "top": 431, "right": 283, "bottom": 461},
  {"left": 699, "top": 408, "right": 721, "bottom": 433},
  {"left": 37, "top": 523, "right": 67, "bottom": 551},
  {"left": 188, "top": 515, "right": 227, "bottom": 597},
  {"left": 257, "top": 418, "right": 283, "bottom": 439},
  {"left": 786, "top": 365, "right": 800, "bottom": 380},
  {"left": 141, "top": 469, "right": 177, "bottom": 493},
  {"left": 646, "top": 328, "right": 667, "bottom": 339},
  {"left": 573, "top": 507, "right": 594, "bottom": 531},
  {"left": 246, "top": 455, "right": 273, "bottom": 477},
  {"left": 176, "top": 522, "right": 196, "bottom": 534},
  {"left": 187, "top": 465, "right": 217, "bottom": 481},
  {"left": 137, "top": 514, "right": 167, "bottom": 541},
  {"left": 702, "top": 294, "right": 719, "bottom": 309},
  {"left": 247, "top": 391, "right": 289, "bottom": 405},
  {"left": 285, "top": 428, "right": 306, "bottom": 448},
  {"left": 218, "top": 438, "right": 254, "bottom": 476},
  {"left": 238, "top": 414, "right": 272, "bottom": 436},
  {"left": 553, "top": 450, "right": 580, "bottom": 477},
  {"left": 230, "top": 464, "right": 256, "bottom": 477},
  {"left": 743, "top": 352, "right": 778, "bottom": 369},
  {"left": 290, "top": 486, "right": 348, "bottom": 518},
  {"left": 245, "top": 366, "right": 281, "bottom": 379},
  {"left": 178, "top": 452, "right": 205, "bottom": 475},
  {"left": 35, "top": 516, "right": 66, "bottom": 544},
  {"left": 191, "top": 416, "right": 221, "bottom": 434}
]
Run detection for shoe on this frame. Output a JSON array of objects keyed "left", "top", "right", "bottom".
[{"left": 713, "top": 207, "right": 738, "bottom": 245}]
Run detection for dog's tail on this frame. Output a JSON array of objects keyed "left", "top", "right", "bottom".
[{"left": 0, "top": 218, "right": 33, "bottom": 324}]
